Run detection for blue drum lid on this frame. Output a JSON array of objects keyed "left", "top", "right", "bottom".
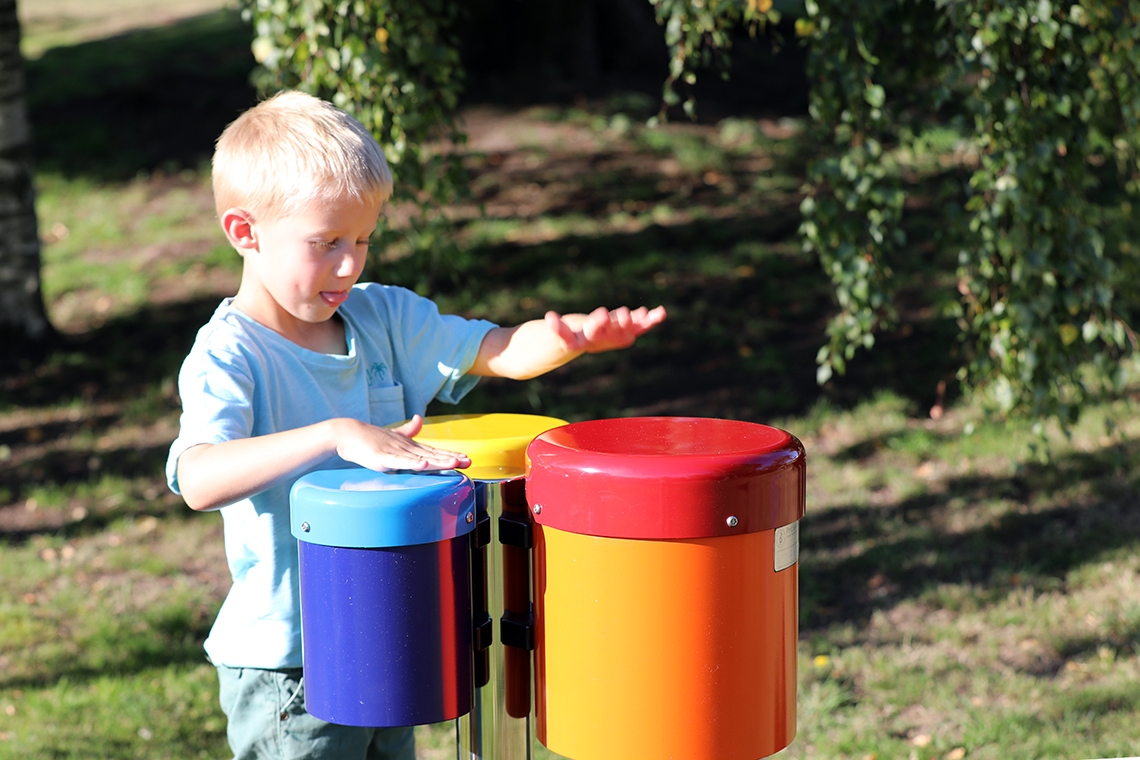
[{"left": 290, "top": 468, "right": 476, "bottom": 548}]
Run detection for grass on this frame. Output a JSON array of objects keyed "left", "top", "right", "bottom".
[
  {"left": 18, "top": 0, "right": 234, "bottom": 59},
  {"left": 783, "top": 389, "right": 1140, "bottom": 760},
  {"left": 4, "top": 5, "right": 1140, "bottom": 760}
]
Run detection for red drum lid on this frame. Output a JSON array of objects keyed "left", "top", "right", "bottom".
[{"left": 525, "top": 417, "right": 805, "bottom": 540}]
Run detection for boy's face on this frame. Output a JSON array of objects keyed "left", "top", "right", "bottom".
[{"left": 228, "top": 194, "right": 381, "bottom": 343}]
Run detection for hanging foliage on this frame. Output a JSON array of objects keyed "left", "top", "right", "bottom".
[
  {"left": 797, "top": 0, "right": 1139, "bottom": 428},
  {"left": 657, "top": 0, "right": 1139, "bottom": 427},
  {"left": 242, "top": 0, "right": 469, "bottom": 287},
  {"left": 247, "top": 0, "right": 1140, "bottom": 427},
  {"left": 649, "top": 0, "right": 783, "bottom": 121}
]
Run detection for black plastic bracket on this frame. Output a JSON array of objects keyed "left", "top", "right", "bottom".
[
  {"left": 474, "top": 510, "right": 491, "bottom": 549},
  {"left": 473, "top": 614, "right": 493, "bottom": 651},
  {"left": 498, "top": 512, "right": 532, "bottom": 550},
  {"left": 500, "top": 610, "right": 535, "bottom": 651}
]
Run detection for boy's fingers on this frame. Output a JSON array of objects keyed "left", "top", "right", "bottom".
[
  {"left": 557, "top": 304, "right": 667, "bottom": 354},
  {"left": 344, "top": 421, "right": 471, "bottom": 473},
  {"left": 404, "top": 439, "right": 470, "bottom": 465},
  {"left": 430, "top": 447, "right": 471, "bottom": 467},
  {"left": 545, "top": 310, "right": 581, "bottom": 350},
  {"left": 583, "top": 307, "right": 613, "bottom": 341},
  {"left": 631, "top": 305, "right": 667, "bottom": 333},
  {"left": 588, "top": 306, "right": 610, "bottom": 330},
  {"left": 642, "top": 305, "right": 667, "bottom": 324},
  {"left": 628, "top": 307, "right": 653, "bottom": 335},
  {"left": 378, "top": 447, "right": 470, "bottom": 472},
  {"left": 390, "top": 414, "right": 424, "bottom": 439}
]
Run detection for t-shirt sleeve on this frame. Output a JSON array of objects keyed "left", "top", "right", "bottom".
[
  {"left": 165, "top": 345, "right": 256, "bottom": 495},
  {"left": 360, "top": 285, "right": 497, "bottom": 414}
]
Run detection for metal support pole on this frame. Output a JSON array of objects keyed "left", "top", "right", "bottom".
[
  {"left": 410, "top": 414, "right": 566, "bottom": 760},
  {"left": 456, "top": 477, "right": 533, "bottom": 760}
]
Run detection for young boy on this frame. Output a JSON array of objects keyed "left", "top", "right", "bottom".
[{"left": 165, "top": 90, "right": 665, "bottom": 760}]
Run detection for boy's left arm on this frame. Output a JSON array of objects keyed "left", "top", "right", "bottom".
[{"left": 469, "top": 305, "right": 666, "bottom": 380}]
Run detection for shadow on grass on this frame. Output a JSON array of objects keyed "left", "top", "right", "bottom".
[
  {"left": 0, "top": 444, "right": 184, "bottom": 545},
  {"left": 26, "top": 8, "right": 258, "bottom": 179},
  {"left": 0, "top": 296, "right": 221, "bottom": 541},
  {"left": 800, "top": 439, "right": 1140, "bottom": 648},
  {"left": 422, "top": 209, "right": 962, "bottom": 423},
  {"left": 3, "top": 196, "right": 965, "bottom": 528},
  {"left": 2, "top": 296, "right": 219, "bottom": 409}
]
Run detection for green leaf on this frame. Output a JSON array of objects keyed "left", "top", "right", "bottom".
[{"left": 864, "top": 83, "right": 885, "bottom": 108}]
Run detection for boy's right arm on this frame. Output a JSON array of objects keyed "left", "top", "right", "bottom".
[{"left": 175, "top": 415, "right": 471, "bottom": 512}]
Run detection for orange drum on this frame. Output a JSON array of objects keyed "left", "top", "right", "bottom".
[{"left": 526, "top": 417, "right": 805, "bottom": 760}]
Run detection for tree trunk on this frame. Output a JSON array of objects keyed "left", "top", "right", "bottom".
[{"left": 0, "top": 0, "right": 50, "bottom": 355}]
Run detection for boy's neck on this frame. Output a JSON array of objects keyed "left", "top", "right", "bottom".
[
  {"left": 290, "top": 314, "right": 348, "bottom": 356},
  {"left": 231, "top": 294, "right": 349, "bottom": 356}
]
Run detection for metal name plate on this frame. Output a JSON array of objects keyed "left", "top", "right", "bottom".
[{"left": 774, "top": 521, "right": 799, "bottom": 573}]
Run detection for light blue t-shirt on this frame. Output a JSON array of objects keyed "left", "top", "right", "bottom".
[{"left": 165, "top": 282, "right": 496, "bottom": 669}]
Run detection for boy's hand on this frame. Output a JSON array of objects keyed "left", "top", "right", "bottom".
[
  {"left": 468, "top": 305, "right": 666, "bottom": 380},
  {"left": 545, "top": 305, "right": 667, "bottom": 354},
  {"left": 335, "top": 415, "right": 472, "bottom": 472},
  {"left": 176, "top": 415, "right": 471, "bottom": 512}
]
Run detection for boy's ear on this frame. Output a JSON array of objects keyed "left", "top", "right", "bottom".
[{"left": 221, "top": 208, "right": 258, "bottom": 253}]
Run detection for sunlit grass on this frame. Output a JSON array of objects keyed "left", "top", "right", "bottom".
[
  {"left": 35, "top": 170, "right": 237, "bottom": 330},
  {"left": 1, "top": 664, "right": 228, "bottom": 758}
]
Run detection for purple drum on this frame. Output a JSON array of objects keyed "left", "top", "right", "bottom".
[{"left": 290, "top": 468, "right": 476, "bottom": 727}]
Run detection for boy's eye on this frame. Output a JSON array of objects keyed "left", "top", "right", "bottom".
[{"left": 312, "top": 238, "right": 338, "bottom": 251}]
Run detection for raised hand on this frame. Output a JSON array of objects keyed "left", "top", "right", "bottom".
[{"left": 545, "top": 305, "right": 667, "bottom": 354}]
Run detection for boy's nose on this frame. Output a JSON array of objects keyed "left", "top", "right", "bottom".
[{"left": 336, "top": 249, "right": 362, "bottom": 278}]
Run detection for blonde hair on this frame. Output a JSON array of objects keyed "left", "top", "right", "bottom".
[{"left": 212, "top": 91, "right": 393, "bottom": 221}]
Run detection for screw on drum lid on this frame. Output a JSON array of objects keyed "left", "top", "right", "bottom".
[{"left": 526, "top": 417, "right": 805, "bottom": 539}]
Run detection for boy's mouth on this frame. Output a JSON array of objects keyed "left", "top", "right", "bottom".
[{"left": 320, "top": 290, "right": 350, "bottom": 307}]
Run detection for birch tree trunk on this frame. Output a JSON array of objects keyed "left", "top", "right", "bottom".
[{"left": 0, "top": 0, "right": 49, "bottom": 352}]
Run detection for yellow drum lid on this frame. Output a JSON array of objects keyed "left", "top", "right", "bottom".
[{"left": 412, "top": 413, "right": 567, "bottom": 480}]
